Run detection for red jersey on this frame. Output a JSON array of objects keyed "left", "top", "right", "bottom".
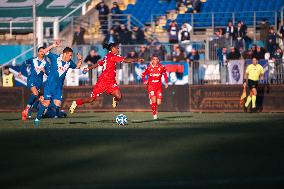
[
  {"left": 142, "top": 63, "right": 168, "bottom": 86},
  {"left": 97, "top": 52, "right": 125, "bottom": 82}
]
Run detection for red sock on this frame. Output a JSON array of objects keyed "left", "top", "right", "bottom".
[
  {"left": 151, "top": 102, "right": 157, "bottom": 115},
  {"left": 76, "top": 99, "right": 84, "bottom": 106}
]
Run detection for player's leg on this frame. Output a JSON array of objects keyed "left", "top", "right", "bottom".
[
  {"left": 34, "top": 86, "right": 52, "bottom": 126},
  {"left": 53, "top": 99, "right": 62, "bottom": 118},
  {"left": 156, "top": 89, "right": 163, "bottom": 106},
  {"left": 148, "top": 87, "right": 158, "bottom": 119},
  {"left": 22, "top": 86, "right": 39, "bottom": 120},
  {"left": 245, "top": 80, "right": 253, "bottom": 109},
  {"left": 111, "top": 89, "right": 122, "bottom": 108},
  {"left": 70, "top": 82, "right": 105, "bottom": 113}
]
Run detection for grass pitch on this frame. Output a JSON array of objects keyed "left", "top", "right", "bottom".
[{"left": 1, "top": 112, "right": 284, "bottom": 189}]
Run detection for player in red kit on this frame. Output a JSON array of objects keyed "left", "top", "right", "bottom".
[
  {"left": 142, "top": 55, "right": 168, "bottom": 119},
  {"left": 69, "top": 43, "right": 144, "bottom": 113}
]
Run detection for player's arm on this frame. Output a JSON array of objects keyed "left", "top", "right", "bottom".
[
  {"left": 141, "top": 67, "right": 149, "bottom": 84},
  {"left": 19, "top": 58, "right": 32, "bottom": 77},
  {"left": 123, "top": 58, "right": 144, "bottom": 64},
  {"left": 162, "top": 67, "right": 169, "bottom": 89},
  {"left": 44, "top": 40, "right": 60, "bottom": 54},
  {"left": 83, "top": 59, "right": 104, "bottom": 72},
  {"left": 259, "top": 66, "right": 265, "bottom": 81}
]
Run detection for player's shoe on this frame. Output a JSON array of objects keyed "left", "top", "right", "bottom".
[
  {"left": 34, "top": 119, "right": 40, "bottom": 128},
  {"left": 251, "top": 107, "right": 257, "bottom": 113},
  {"left": 69, "top": 101, "right": 77, "bottom": 114},
  {"left": 243, "top": 106, "right": 248, "bottom": 113},
  {"left": 153, "top": 114, "right": 158, "bottom": 120},
  {"left": 28, "top": 109, "right": 32, "bottom": 119},
  {"left": 112, "top": 97, "right": 117, "bottom": 108},
  {"left": 21, "top": 108, "right": 28, "bottom": 121}
]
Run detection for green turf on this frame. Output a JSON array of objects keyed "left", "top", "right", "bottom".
[{"left": 1, "top": 112, "right": 284, "bottom": 189}]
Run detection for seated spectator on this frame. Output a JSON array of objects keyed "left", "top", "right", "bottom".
[
  {"left": 168, "top": 20, "right": 179, "bottom": 44},
  {"left": 103, "top": 28, "right": 119, "bottom": 44},
  {"left": 242, "top": 49, "right": 254, "bottom": 60},
  {"left": 132, "top": 26, "right": 145, "bottom": 44},
  {"left": 186, "top": 48, "right": 200, "bottom": 63},
  {"left": 2, "top": 66, "right": 14, "bottom": 87},
  {"left": 252, "top": 45, "right": 266, "bottom": 60},
  {"left": 117, "top": 24, "right": 132, "bottom": 45},
  {"left": 172, "top": 46, "right": 186, "bottom": 62},
  {"left": 152, "top": 44, "right": 166, "bottom": 61},
  {"left": 227, "top": 46, "right": 241, "bottom": 60},
  {"left": 111, "top": 2, "right": 122, "bottom": 14},
  {"left": 272, "top": 46, "right": 283, "bottom": 60},
  {"left": 192, "top": 0, "right": 201, "bottom": 13},
  {"left": 127, "top": 50, "right": 138, "bottom": 59},
  {"left": 72, "top": 26, "right": 86, "bottom": 45},
  {"left": 84, "top": 49, "right": 101, "bottom": 66},
  {"left": 138, "top": 45, "right": 150, "bottom": 61}
]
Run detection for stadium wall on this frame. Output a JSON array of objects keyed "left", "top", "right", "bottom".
[{"left": 1, "top": 85, "right": 284, "bottom": 112}]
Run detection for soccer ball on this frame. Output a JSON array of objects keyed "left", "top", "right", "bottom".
[{"left": 116, "top": 114, "right": 127, "bottom": 125}]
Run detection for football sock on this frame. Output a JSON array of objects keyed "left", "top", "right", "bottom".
[
  {"left": 76, "top": 99, "right": 84, "bottom": 106},
  {"left": 36, "top": 104, "right": 48, "bottom": 120},
  {"left": 252, "top": 95, "right": 256, "bottom": 108},
  {"left": 151, "top": 102, "right": 157, "bottom": 115},
  {"left": 245, "top": 96, "right": 252, "bottom": 108},
  {"left": 55, "top": 106, "right": 61, "bottom": 117},
  {"left": 27, "top": 94, "right": 38, "bottom": 107}
]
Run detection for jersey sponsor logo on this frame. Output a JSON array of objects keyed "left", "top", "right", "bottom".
[
  {"left": 150, "top": 73, "right": 161, "bottom": 77},
  {"left": 57, "top": 57, "right": 70, "bottom": 77}
]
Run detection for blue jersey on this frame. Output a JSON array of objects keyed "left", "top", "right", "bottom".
[
  {"left": 21, "top": 57, "right": 50, "bottom": 89},
  {"left": 46, "top": 52, "right": 77, "bottom": 88}
]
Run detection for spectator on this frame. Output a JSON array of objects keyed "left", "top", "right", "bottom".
[
  {"left": 225, "top": 21, "right": 235, "bottom": 41},
  {"left": 235, "top": 21, "right": 246, "bottom": 50},
  {"left": 132, "top": 26, "right": 145, "bottom": 44},
  {"left": 168, "top": 20, "right": 179, "bottom": 44},
  {"left": 172, "top": 46, "right": 186, "bottom": 62},
  {"left": 272, "top": 46, "right": 283, "bottom": 60},
  {"left": 267, "top": 27, "right": 277, "bottom": 54},
  {"left": 95, "top": 1, "right": 110, "bottom": 35},
  {"left": 84, "top": 49, "right": 102, "bottom": 84},
  {"left": 72, "top": 26, "right": 86, "bottom": 45},
  {"left": 227, "top": 46, "right": 241, "bottom": 60},
  {"left": 111, "top": 2, "right": 122, "bottom": 23},
  {"left": 280, "top": 19, "right": 284, "bottom": 47},
  {"left": 103, "top": 28, "right": 119, "bottom": 44},
  {"left": 217, "top": 47, "right": 228, "bottom": 66},
  {"left": 138, "top": 45, "right": 150, "bottom": 61},
  {"left": 192, "top": 0, "right": 201, "bottom": 13},
  {"left": 252, "top": 45, "right": 266, "bottom": 60},
  {"left": 242, "top": 48, "right": 254, "bottom": 60},
  {"left": 259, "top": 19, "right": 270, "bottom": 48},
  {"left": 178, "top": 23, "right": 192, "bottom": 43},
  {"left": 117, "top": 24, "right": 132, "bottom": 45},
  {"left": 84, "top": 49, "right": 101, "bottom": 66},
  {"left": 152, "top": 44, "right": 166, "bottom": 61},
  {"left": 2, "top": 66, "right": 14, "bottom": 87},
  {"left": 186, "top": 48, "right": 200, "bottom": 63},
  {"left": 127, "top": 50, "right": 138, "bottom": 59}
]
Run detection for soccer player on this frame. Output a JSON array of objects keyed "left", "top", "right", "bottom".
[
  {"left": 38, "top": 96, "right": 67, "bottom": 119},
  {"left": 34, "top": 40, "right": 83, "bottom": 126},
  {"left": 69, "top": 43, "right": 144, "bottom": 113},
  {"left": 243, "top": 57, "right": 264, "bottom": 112},
  {"left": 142, "top": 55, "right": 168, "bottom": 119},
  {"left": 20, "top": 47, "right": 50, "bottom": 120}
]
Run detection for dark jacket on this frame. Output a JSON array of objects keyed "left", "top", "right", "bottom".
[{"left": 72, "top": 27, "right": 86, "bottom": 45}]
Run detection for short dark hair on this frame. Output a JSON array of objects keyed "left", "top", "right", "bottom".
[
  {"left": 4, "top": 65, "right": 9, "bottom": 70},
  {"left": 103, "top": 43, "right": 119, "bottom": 51},
  {"left": 63, "top": 47, "right": 73, "bottom": 53},
  {"left": 37, "top": 46, "right": 45, "bottom": 52}
]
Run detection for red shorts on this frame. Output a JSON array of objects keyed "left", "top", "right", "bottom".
[
  {"left": 148, "top": 85, "right": 162, "bottom": 100},
  {"left": 91, "top": 80, "right": 119, "bottom": 99}
]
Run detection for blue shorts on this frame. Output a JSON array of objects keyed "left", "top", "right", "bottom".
[
  {"left": 44, "top": 84, "right": 63, "bottom": 101},
  {"left": 27, "top": 79, "right": 42, "bottom": 91}
]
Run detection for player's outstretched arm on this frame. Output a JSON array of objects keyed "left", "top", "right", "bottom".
[
  {"left": 163, "top": 67, "right": 169, "bottom": 89},
  {"left": 44, "top": 40, "right": 61, "bottom": 54},
  {"left": 123, "top": 58, "right": 144, "bottom": 64}
]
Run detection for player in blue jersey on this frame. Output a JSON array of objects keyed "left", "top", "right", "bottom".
[
  {"left": 34, "top": 40, "right": 82, "bottom": 127},
  {"left": 20, "top": 47, "right": 50, "bottom": 120}
]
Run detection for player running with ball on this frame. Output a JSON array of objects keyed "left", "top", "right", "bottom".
[
  {"left": 69, "top": 43, "right": 144, "bottom": 113},
  {"left": 142, "top": 55, "right": 168, "bottom": 119}
]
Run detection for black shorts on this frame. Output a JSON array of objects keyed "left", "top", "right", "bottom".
[{"left": 248, "top": 79, "right": 258, "bottom": 89}]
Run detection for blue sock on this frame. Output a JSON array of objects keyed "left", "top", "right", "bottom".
[
  {"left": 55, "top": 106, "right": 61, "bottom": 117},
  {"left": 36, "top": 104, "right": 48, "bottom": 120},
  {"left": 27, "top": 94, "right": 38, "bottom": 107}
]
